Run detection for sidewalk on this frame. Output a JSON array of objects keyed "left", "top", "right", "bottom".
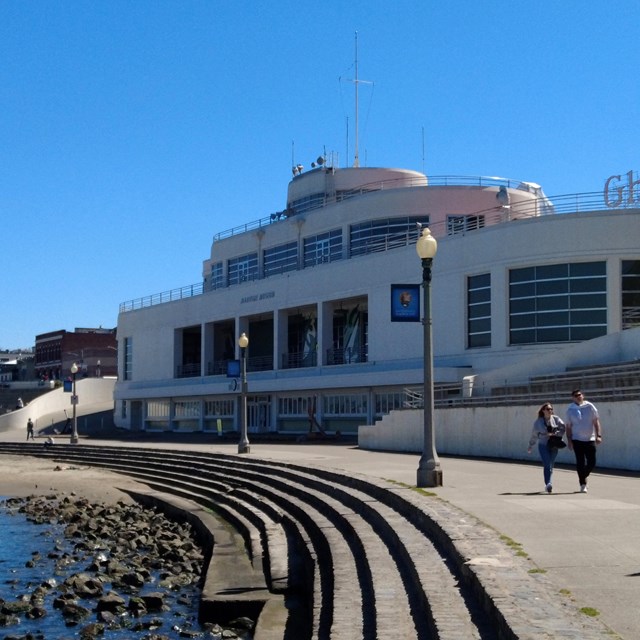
[
  {"left": 4, "top": 429, "right": 639, "bottom": 638},
  {"left": 200, "top": 441, "right": 640, "bottom": 639}
]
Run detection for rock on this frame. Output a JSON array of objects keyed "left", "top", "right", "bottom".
[
  {"left": 95, "top": 591, "right": 126, "bottom": 613},
  {"left": 61, "top": 602, "right": 92, "bottom": 624}
]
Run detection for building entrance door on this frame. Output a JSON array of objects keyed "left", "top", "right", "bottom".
[{"left": 248, "top": 395, "right": 271, "bottom": 433}]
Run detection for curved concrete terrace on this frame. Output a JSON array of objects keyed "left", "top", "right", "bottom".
[{"left": 0, "top": 432, "right": 630, "bottom": 639}]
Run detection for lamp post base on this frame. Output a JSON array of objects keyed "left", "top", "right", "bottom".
[
  {"left": 416, "top": 468, "right": 443, "bottom": 488},
  {"left": 237, "top": 442, "right": 251, "bottom": 454},
  {"left": 70, "top": 436, "right": 79, "bottom": 445}
]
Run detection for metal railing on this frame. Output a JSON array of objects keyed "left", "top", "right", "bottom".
[
  {"left": 326, "top": 347, "right": 368, "bottom": 365},
  {"left": 120, "top": 282, "right": 204, "bottom": 313},
  {"left": 405, "top": 360, "right": 640, "bottom": 409},
  {"left": 281, "top": 350, "right": 318, "bottom": 369},
  {"left": 119, "top": 181, "right": 637, "bottom": 314},
  {"left": 176, "top": 363, "right": 201, "bottom": 379}
]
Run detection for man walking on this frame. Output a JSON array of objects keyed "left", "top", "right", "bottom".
[
  {"left": 565, "top": 389, "right": 602, "bottom": 493},
  {"left": 26, "top": 418, "right": 35, "bottom": 440}
]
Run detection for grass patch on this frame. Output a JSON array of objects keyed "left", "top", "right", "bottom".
[
  {"left": 580, "top": 607, "right": 600, "bottom": 617},
  {"left": 383, "top": 478, "right": 438, "bottom": 497},
  {"left": 499, "top": 534, "right": 529, "bottom": 559},
  {"left": 528, "top": 568, "right": 547, "bottom": 574}
]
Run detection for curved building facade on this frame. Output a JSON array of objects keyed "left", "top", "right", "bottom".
[{"left": 113, "top": 165, "right": 640, "bottom": 434}]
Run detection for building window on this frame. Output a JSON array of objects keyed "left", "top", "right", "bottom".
[
  {"left": 210, "top": 262, "right": 224, "bottom": 290},
  {"left": 509, "top": 262, "right": 607, "bottom": 344},
  {"left": 228, "top": 253, "right": 258, "bottom": 285},
  {"left": 174, "top": 401, "right": 200, "bottom": 418},
  {"left": 289, "top": 192, "right": 325, "bottom": 215},
  {"left": 468, "top": 273, "right": 491, "bottom": 348},
  {"left": 350, "top": 216, "right": 428, "bottom": 257},
  {"left": 124, "top": 337, "right": 133, "bottom": 380},
  {"left": 323, "top": 393, "right": 368, "bottom": 416},
  {"left": 204, "top": 399, "right": 235, "bottom": 416},
  {"left": 447, "top": 215, "right": 485, "bottom": 235},
  {"left": 278, "top": 396, "right": 312, "bottom": 416},
  {"left": 264, "top": 241, "right": 298, "bottom": 277},
  {"left": 374, "top": 391, "right": 406, "bottom": 416},
  {"left": 622, "top": 260, "right": 640, "bottom": 329},
  {"left": 303, "top": 229, "right": 342, "bottom": 267},
  {"left": 146, "top": 400, "right": 170, "bottom": 417}
]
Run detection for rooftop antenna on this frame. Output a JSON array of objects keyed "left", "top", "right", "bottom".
[{"left": 343, "top": 31, "right": 372, "bottom": 168}]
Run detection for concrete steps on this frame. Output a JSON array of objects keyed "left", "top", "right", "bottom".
[{"left": 0, "top": 443, "right": 612, "bottom": 640}]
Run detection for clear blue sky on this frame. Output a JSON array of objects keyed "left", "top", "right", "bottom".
[{"left": 2, "top": 1, "right": 638, "bottom": 350}]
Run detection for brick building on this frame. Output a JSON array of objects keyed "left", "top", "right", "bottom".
[{"left": 35, "top": 328, "right": 117, "bottom": 381}]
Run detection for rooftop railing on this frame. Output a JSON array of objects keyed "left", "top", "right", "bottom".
[{"left": 119, "top": 181, "right": 637, "bottom": 314}]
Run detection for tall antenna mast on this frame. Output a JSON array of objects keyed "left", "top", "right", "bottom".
[
  {"left": 354, "top": 31, "right": 360, "bottom": 168},
  {"left": 345, "top": 31, "right": 372, "bottom": 168}
]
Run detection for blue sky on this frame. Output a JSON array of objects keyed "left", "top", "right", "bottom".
[{"left": 1, "top": 1, "right": 638, "bottom": 350}]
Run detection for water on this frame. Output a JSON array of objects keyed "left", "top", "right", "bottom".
[{"left": 0, "top": 496, "right": 206, "bottom": 639}]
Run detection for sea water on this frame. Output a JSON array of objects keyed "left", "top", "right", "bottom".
[{"left": 0, "top": 497, "right": 203, "bottom": 639}]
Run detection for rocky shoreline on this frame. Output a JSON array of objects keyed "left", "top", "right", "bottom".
[{"left": 0, "top": 492, "right": 255, "bottom": 639}]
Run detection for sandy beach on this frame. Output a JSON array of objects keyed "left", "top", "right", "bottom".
[{"left": 0, "top": 454, "right": 149, "bottom": 504}]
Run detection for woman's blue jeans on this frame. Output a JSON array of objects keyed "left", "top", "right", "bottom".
[{"left": 538, "top": 441, "right": 558, "bottom": 486}]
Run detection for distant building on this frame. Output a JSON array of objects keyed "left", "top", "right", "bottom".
[
  {"left": 34, "top": 328, "right": 117, "bottom": 381},
  {"left": 0, "top": 350, "right": 34, "bottom": 383}
]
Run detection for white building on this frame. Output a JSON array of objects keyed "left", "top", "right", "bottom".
[{"left": 113, "top": 164, "right": 640, "bottom": 435}]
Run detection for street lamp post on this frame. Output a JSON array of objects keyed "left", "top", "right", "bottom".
[
  {"left": 70, "top": 362, "right": 79, "bottom": 444},
  {"left": 416, "top": 227, "right": 443, "bottom": 487},
  {"left": 237, "top": 332, "right": 250, "bottom": 454}
]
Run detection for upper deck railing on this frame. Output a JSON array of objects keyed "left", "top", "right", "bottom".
[
  {"left": 119, "top": 179, "right": 636, "bottom": 314},
  {"left": 212, "top": 174, "right": 543, "bottom": 242}
]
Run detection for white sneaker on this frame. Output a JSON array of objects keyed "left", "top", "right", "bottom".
[
  {"left": 580, "top": 484, "right": 588, "bottom": 493},
  {"left": 545, "top": 483, "right": 553, "bottom": 494}
]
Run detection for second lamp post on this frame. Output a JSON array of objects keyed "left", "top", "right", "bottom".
[
  {"left": 237, "top": 332, "right": 250, "bottom": 454},
  {"left": 416, "top": 227, "right": 443, "bottom": 487},
  {"left": 70, "top": 362, "right": 79, "bottom": 444}
]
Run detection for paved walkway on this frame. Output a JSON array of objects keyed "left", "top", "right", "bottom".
[
  {"left": 4, "top": 431, "right": 639, "bottom": 638},
  {"left": 198, "top": 441, "right": 639, "bottom": 639}
]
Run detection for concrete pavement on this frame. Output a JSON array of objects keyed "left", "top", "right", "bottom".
[
  {"left": 200, "top": 441, "right": 640, "bottom": 639},
  {"left": 3, "top": 429, "right": 638, "bottom": 638}
]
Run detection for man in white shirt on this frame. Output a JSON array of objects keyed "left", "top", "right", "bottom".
[{"left": 565, "top": 389, "right": 602, "bottom": 493}]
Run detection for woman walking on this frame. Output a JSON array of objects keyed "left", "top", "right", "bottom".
[{"left": 528, "top": 403, "right": 566, "bottom": 493}]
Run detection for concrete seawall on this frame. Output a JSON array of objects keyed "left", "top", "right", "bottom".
[
  {"left": 359, "top": 400, "right": 640, "bottom": 471},
  {"left": 0, "top": 378, "right": 116, "bottom": 435}
]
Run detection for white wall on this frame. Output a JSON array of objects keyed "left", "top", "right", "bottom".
[
  {"left": 359, "top": 400, "right": 640, "bottom": 471},
  {"left": 0, "top": 378, "right": 116, "bottom": 436}
]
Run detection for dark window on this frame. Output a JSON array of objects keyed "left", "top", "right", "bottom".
[
  {"left": 264, "top": 242, "right": 298, "bottom": 277},
  {"left": 468, "top": 273, "right": 491, "bottom": 348},
  {"left": 350, "top": 217, "right": 428, "bottom": 257},
  {"left": 622, "top": 260, "right": 640, "bottom": 329},
  {"left": 228, "top": 253, "right": 258, "bottom": 285},
  {"left": 303, "top": 229, "right": 342, "bottom": 267},
  {"left": 509, "top": 262, "right": 607, "bottom": 344}
]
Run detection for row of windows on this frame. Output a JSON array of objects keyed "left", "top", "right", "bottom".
[
  {"left": 509, "top": 262, "right": 607, "bottom": 345},
  {"left": 622, "top": 260, "right": 640, "bottom": 329},
  {"left": 147, "top": 399, "right": 235, "bottom": 419},
  {"left": 144, "top": 393, "right": 399, "bottom": 423},
  {"left": 124, "top": 337, "right": 133, "bottom": 381},
  {"left": 210, "top": 217, "right": 429, "bottom": 289},
  {"left": 467, "top": 273, "right": 491, "bottom": 348},
  {"left": 467, "top": 261, "right": 616, "bottom": 347},
  {"left": 278, "top": 392, "right": 404, "bottom": 417}
]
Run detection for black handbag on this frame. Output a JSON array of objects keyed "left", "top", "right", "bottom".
[{"left": 547, "top": 435, "right": 566, "bottom": 449}]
